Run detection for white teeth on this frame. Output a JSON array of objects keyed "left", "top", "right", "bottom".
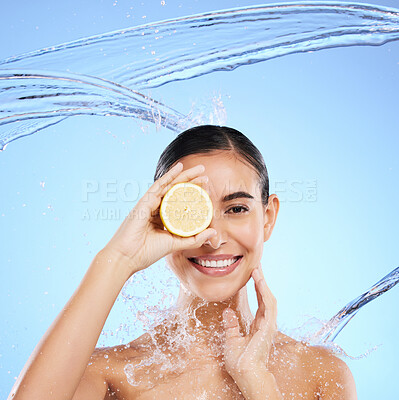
[{"left": 192, "top": 257, "right": 239, "bottom": 268}]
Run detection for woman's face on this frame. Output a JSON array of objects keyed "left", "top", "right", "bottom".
[{"left": 165, "top": 150, "right": 279, "bottom": 302}]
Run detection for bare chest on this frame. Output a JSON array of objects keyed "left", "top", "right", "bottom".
[
  {"left": 107, "top": 349, "right": 241, "bottom": 400},
  {"left": 131, "top": 362, "right": 244, "bottom": 400},
  {"left": 107, "top": 351, "right": 318, "bottom": 400}
]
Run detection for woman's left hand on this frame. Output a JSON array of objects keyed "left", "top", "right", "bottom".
[{"left": 222, "top": 262, "right": 278, "bottom": 379}]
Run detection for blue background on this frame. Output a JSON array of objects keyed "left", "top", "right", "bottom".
[{"left": 1, "top": 0, "right": 398, "bottom": 398}]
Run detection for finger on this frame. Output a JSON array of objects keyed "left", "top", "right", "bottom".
[
  {"left": 189, "top": 175, "right": 209, "bottom": 186},
  {"left": 139, "top": 162, "right": 184, "bottom": 210},
  {"left": 258, "top": 276, "right": 277, "bottom": 321},
  {"left": 248, "top": 325, "right": 273, "bottom": 359},
  {"left": 153, "top": 161, "right": 184, "bottom": 193},
  {"left": 261, "top": 287, "right": 275, "bottom": 322},
  {"left": 223, "top": 308, "right": 242, "bottom": 341},
  {"left": 248, "top": 305, "right": 276, "bottom": 360},
  {"left": 248, "top": 265, "right": 278, "bottom": 356},
  {"left": 159, "top": 164, "right": 208, "bottom": 197},
  {"left": 253, "top": 272, "right": 278, "bottom": 333},
  {"left": 252, "top": 267, "right": 266, "bottom": 315},
  {"left": 252, "top": 265, "right": 278, "bottom": 337},
  {"left": 250, "top": 261, "right": 262, "bottom": 279},
  {"left": 171, "top": 227, "right": 217, "bottom": 252},
  {"left": 143, "top": 163, "right": 207, "bottom": 212}
]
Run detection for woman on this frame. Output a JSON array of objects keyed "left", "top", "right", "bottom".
[{"left": 9, "top": 125, "right": 357, "bottom": 400}]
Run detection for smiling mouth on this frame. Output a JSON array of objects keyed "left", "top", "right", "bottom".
[{"left": 188, "top": 256, "right": 243, "bottom": 268}]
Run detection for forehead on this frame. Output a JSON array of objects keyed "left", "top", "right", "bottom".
[{"left": 178, "top": 151, "right": 261, "bottom": 200}]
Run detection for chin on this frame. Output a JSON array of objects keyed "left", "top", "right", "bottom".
[
  {"left": 198, "top": 293, "right": 231, "bottom": 303},
  {"left": 190, "top": 285, "right": 240, "bottom": 303}
]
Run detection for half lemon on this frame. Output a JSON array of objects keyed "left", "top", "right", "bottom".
[{"left": 160, "top": 182, "right": 213, "bottom": 237}]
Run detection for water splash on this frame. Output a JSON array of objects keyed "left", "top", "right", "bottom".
[
  {"left": 116, "top": 263, "right": 399, "bottom": 389},
  {"left": 285, "top": 266, "right": 399, "bottom": 359},
  {"left": 313, "top": 265, "right": 399, "bottom": 344},
  {"left": 2, "top": 2, "right": 399, "bottom": 88},
  {"left": 122, "top": 299, "right": 245, "bottom": 390},
  {"left": 1, "top": 1, "right": 399, "bottom": 150},
  {"left": 0, "top": 70, "right": 191, "bottom": 144}
]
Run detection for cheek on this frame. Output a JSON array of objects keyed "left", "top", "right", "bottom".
[
  {"left": 166, "top": 253, "right": 186, "bottom": 279},
  {"left": 231, "top": 215, "right": 264, "bottom": 250}
]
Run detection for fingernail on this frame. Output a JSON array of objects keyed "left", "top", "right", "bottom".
[{"left": 174, "top": 162, "right": 182, "bottom": 169}]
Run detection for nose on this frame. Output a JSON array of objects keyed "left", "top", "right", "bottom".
[{"left": 203, "top": 215, "right": 227, "bottom": 249}]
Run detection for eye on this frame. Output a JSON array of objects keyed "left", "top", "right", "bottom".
[{"left": 227, "top": 205, "right": 249, "bottom": 214}]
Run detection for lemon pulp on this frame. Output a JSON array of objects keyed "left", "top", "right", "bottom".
[{"left": 159, "top": 182, "right": 213, "bottom": 237}]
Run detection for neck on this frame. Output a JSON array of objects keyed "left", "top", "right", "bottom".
[{"left": 173, "top": 283, "right": 254, "bottom": 348}]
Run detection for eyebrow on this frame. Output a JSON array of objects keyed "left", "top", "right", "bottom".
[{"left": 222, "top": 191, "right": 255, "bottom": 202}]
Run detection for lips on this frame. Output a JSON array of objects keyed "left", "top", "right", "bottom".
[{"left": 188, "top": 256, "right": 243, "bottom": 277}]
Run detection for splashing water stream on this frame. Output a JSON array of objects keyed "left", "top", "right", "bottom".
[
  {"left": 313, "top": 266, "right": 399, "bottom": 344},
  {"left": 1, "top": 1, "right": 399, "bottom": 150}
]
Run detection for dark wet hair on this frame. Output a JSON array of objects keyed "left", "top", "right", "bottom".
[{"left": 153, "top": 125, "right": 269, "bottom": 207}]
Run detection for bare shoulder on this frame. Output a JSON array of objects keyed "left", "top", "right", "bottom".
[
  {"left": 90, "top": 335, "right": 150, "bottom": 377},
  {"left": 82, "top": 333, "right": 153, "bottom": 398},
  {"left": 271, "top": 332, "right": 357, "bottom": 399},
  {"left": 308, "top": 345, "right": 357, "bottom": 399},
  {"left": 91, "top": 330, "right": 152, "bottom": 363},
  {"left": 72, "top": 345, "right": 135, "bottom": 400}
]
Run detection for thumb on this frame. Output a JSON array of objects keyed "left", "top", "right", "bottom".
[
  {"left": 223, "top": 308, "right": 242, "bottom": 341},
  {"left": 173, "top": 228, "right": 217, "bottom": 250}
]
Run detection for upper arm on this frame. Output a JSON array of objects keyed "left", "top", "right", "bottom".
[
  {"left": 315, "top": 347, "right": 357, "bottom": 400},
  {"left": 72, "top": 349, "right": 111, "bottom": 400}
]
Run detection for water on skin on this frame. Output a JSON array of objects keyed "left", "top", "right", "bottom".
[
  {"left": 122, "top": 299, "right": 252, "bottom": 395},
  {"left": 118, "top": 272, "right": 229, "bottom": 388},
  {"left": 1, "top": 1, "right": 399, "bottom": 149},
  {"left": 115, "top": 263, "right": 399, "bottom": 389}
]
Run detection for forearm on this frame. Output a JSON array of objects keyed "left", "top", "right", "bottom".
[
  {"left": 233, "top": 368, "right": 283, "bottom": 400},
  {"left": 9, "top": 249, "right": 131, "bottom": 400}
]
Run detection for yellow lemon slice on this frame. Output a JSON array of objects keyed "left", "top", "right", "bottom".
[{"left": 160, "top": 182, "right": 213, "bottom": 237}]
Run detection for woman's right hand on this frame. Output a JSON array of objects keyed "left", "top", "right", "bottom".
[{"left": 102, "top": 162, "right": 216, "bottom": 277}]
